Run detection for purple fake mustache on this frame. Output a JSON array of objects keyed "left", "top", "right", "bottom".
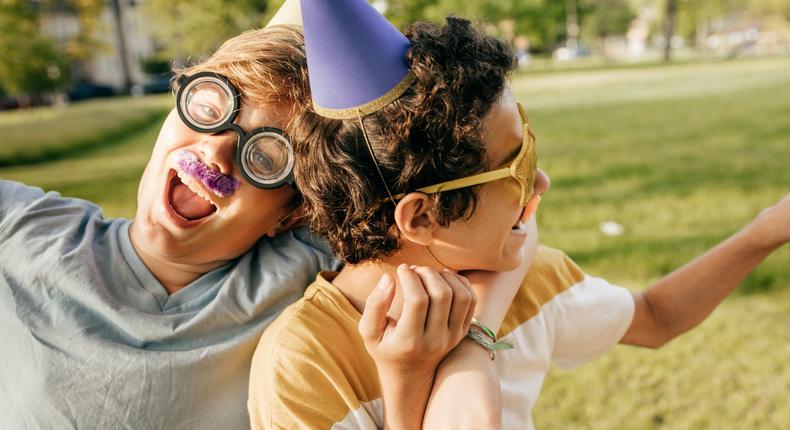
[{"left": 176, "top": 150, "right": 240, "bottom": 197}]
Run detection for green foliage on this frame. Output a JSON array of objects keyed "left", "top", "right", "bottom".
[
  {"left": 0, "top": 0, "right": 69, "bottom": 95},
  {"left": 510, "top": 0, "right": 575, "bottom": 50},
  {"left": 385, "top": 0, "right": 440, "bottom": 28},
  {"left": 384, "top": 0, "right": 579, "bottom": 52},
  {"left": 63, "top": 0, "right": 108, "bottom": 63},
  {"left": 140, "top": 57, "right": 172, "bottom": 75},
  {"left": 142, "top": 0, "right": 273, "bottom": 59},
  {"left": 584, "top": 0, "right": 636, "bottom": 37}
]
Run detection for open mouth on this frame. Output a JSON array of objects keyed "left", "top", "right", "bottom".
[
  {"left": 511, "top": 196, "right": 542, "bottom": 232},
  {"left": 512, "top": 209, "right": 529, "bottom": 232},
  {"left": 167, "top": 169, "right": 218, "bottom": 221}
]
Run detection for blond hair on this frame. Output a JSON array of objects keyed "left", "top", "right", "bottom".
[{"left": 175, "top": 25, "right": 309, "bottom": 120}]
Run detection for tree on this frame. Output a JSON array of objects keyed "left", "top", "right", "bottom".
[
  {"left": 143, "top": 0, "right": 272, "bottom": 60},
  {"left": 0, "top": 0, "right": 69, "bottom": 96},
  {"left": 662, "top": 0, "right": 678, "bottom": 61},
  {"left": 582, "top": 0, "right": 635, "bottom": 59},
  {"left": 382, "top": 0, "right": 579, "bottom": 53},
  {"left": 63, "top": 0, "right": 107, "bottom": 64}
]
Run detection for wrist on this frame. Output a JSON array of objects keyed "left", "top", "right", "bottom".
[
  {"left": 377, "top": 367, "right": 434, "bottom": 430},
  {"left": 439, "top": 339, "right": 498, "bottom": 370},
  {"left": 470, "top": 291, "right": 516, "bottom": 334},
  {"left": 378, "top": 365, "right": 434, "bottom": 390},
  {"left": 745, "top": 212, "right": 786, "bottom": 251}
]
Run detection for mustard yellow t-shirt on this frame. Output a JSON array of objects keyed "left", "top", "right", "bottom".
[{"left": 248, "top": 246, "right": 634, "bottom": 429}]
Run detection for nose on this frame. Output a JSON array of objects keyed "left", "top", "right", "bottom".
[
  {"left": 533, "top": 168, "right": 550, "bottom": 197},
  {"left": 198, "top": 131, "right": 238, "bottom": 176}
]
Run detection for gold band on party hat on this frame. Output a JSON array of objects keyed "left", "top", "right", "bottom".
[{"left": 313, "top": 73, "right": 416, "bottom": 120}]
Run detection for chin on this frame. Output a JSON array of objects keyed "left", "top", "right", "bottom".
[
  {"left": 493, "top": 257, "right": 522, "bottom": 272},
  {"left": 455, "top": 255, "right": 521, "bottom": 272},
  {"left": 494, "top": 246, "right": 526, "bottom": 272}
]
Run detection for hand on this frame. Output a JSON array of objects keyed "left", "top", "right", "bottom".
[{"left": 358, "top": 265, "right": 477, "bottom": 378}]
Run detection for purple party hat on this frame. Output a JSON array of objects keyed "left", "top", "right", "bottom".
[{"left": 300, "top": 0, "right": 414, "bottom": 119}]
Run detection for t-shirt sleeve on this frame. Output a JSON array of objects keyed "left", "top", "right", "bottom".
[
  {"left": 548, "top": 257, "right": 635, "bottom": 369},
  {"left": 0, "top": 180, "right": 46, "bottom": 232},
  {"left": 248, "top": 314, "right": 379, "bottom": 430}
]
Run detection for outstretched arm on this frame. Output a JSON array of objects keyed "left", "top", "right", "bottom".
[{"left": 621, "top": 193, "right": 789, "bottom": 348}]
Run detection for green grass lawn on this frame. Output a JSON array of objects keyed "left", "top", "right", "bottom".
[
  {"left": 0, "top": 95, "right": 170, "bottom": 166},
  {"left": 1, "top": 57, "right": 788, "bottom": 428},
  {"left": 519, "top": 57, "right": 790, "bottom": 293},
  {"left": 516, "top": 57, "right": 790, "bottom": 428}
]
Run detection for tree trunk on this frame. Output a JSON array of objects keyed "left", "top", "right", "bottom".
[
  {"left": 566, "top": 0, "right": 579, "bottom": 52},
  {"left": 663, "top": 0, "right": 677, "bottom": 62},
  {"left": 110, "top": 0, "right": 133, "bottom": 94}
]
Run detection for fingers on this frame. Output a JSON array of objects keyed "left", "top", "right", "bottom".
[
  {"left": 457, "top": 274, "right": 478, "bottom": 333},
  {"left": 413, "top": 266, "right": 454, "bottom": 336},
  {"left": 363, "top": 266, "right": 478, "bottom": 352},
  {"left": 441, "top": 271, "right": 476, "bottom": 334},
  {"left": 358, "top": 274, "right": 395, "bottom": 343},
  {"left": 394, "top": 265, "right": 429, "bottom": 336}
]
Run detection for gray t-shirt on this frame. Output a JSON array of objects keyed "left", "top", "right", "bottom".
[{"left": 0, "top": 180, "right": 336, "bottom": 429}]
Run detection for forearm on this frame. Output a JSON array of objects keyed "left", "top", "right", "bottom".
[
  {"left": 379, "top": 369, "right": 434, "bottom": 430},
  {"left": 421, "top": 261, "right": 525, "bottom": 430},
  {"left": 423, "top": 341, "right": 501, "bottom": 430},
  {"left": 625, "top": 217, "right": 784, "bottom": 346},
  {"left": 421, "top": 220, "right": 538, "bottom": 428}
]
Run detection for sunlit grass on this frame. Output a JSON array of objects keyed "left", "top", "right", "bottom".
[
  {"left": 0, "top": 95, "right": 170, "bottom": 166},
  {"left": 535, "top": 288, "right": 790, "bottom": 429},
  {"left": 515, "top": 56, "right": 790, "bottom": 293},
  {"left": 0, "top": 104, "right": 162, "bottom": 218},
  {"left": 514, "top": 56, "right": 790, "bottom": 428}
]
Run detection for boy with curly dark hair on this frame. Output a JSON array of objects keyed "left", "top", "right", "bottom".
[{"left": 249, "top": 6, "right": 790, "bottom": 429}]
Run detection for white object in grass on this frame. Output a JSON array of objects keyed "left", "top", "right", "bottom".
[{"left": 599, "top": 220, "right": 624, "bottom": 237}]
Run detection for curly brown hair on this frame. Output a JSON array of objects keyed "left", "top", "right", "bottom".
[{"left": 291, "top": 17, "right": 516, "bottom": 264}]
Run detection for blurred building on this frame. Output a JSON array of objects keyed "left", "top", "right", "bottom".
[{"left": 41, "top": 0, "right": 158, "bottom": 92}]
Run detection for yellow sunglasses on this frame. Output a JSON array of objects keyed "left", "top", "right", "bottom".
[{"left": 391, "top": 102, "right": 537, "bottom": 207}]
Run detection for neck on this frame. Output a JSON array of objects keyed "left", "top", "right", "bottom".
[
  {"left": 129, "top": 223, "right": 226, "bottom": 295},
  {"left": 332, "top": 242, "right": 448, "bottom": 316}
]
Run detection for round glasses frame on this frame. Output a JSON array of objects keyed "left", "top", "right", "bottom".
[{"left": 175, "top": 71, "right": 295, "bottom": 189}]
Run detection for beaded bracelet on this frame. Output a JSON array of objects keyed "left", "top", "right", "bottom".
[{"left": 465, "top": 318, "right": 514, "bottom": 360}]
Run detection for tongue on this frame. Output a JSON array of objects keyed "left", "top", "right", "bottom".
[{"left": 170, "top": 182, "right": 215, "bottom": 220}]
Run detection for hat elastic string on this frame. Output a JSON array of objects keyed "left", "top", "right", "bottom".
[{"left": 356, "top": 109, "right": 454, "bottom": 271}]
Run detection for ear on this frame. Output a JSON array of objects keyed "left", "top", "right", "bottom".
[{"left": 393, "top": 193, "right": 438, "bottom": 246}]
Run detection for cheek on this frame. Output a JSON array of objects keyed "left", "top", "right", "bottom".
[
  {"left": 233, "top": 187, "right": 296, "bottom": 230},
  {"left": 154, "top": 111, "right": 198, "bottom": 157},
  {"left": 476, "top": 181, "right": 522, "bottom": 224}
]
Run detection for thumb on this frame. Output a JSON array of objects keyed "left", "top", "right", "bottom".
[{"left": 358, "top": 273, "right": 395, "bottom": 343}]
